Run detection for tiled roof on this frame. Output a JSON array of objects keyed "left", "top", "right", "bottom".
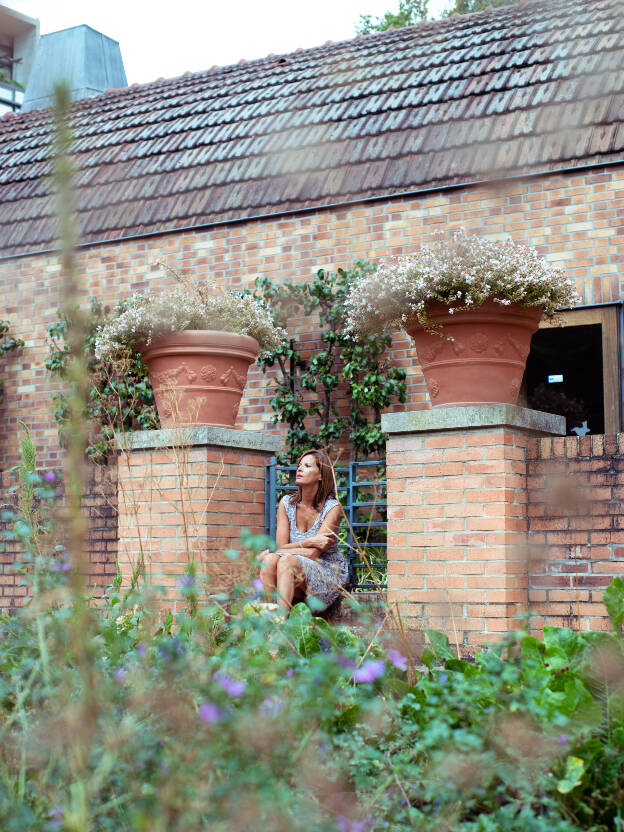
[{"left": 1, "top": 0, "right": 623, "bottom": 257}]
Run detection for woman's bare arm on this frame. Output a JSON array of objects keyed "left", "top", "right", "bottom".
[{"left": 273, "top": 501, "right": 341, "bottom": 561}]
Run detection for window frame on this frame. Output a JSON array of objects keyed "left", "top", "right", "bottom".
[{"left": 537, "top": 302, "right": 622, "bottom": 434}]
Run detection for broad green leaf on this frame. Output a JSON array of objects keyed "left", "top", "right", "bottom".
[
  {"left": 424, "top": 629, "right": 456, "bottom": 662},
  {"left": 603, "top": 577, "right": 624, "bottom": 633},
  {"left": 445, "top": 657, "right": 480, "bottom": 677},
  {"left": 543, "top": 626, "right": 586, "bottom": 667},
  {"left": 557, "top": 755, "right": 585, "bottom": 793}
]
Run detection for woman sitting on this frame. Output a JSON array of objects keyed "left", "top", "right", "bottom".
[{"left": 260, "top": 449, "right": 347, "bottom": 614}]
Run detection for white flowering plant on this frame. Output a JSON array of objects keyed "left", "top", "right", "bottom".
[
  {"left": 345, "top": 230, "right": 579, "bottom": 335},
  {"left": 95, "top": 277, "right": 287, "bottom": 362}
]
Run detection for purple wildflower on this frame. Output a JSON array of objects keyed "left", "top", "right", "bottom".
[
  {"left": 43, "top": 470, "right": 56, "bottom": 483},
  {"left": 557, "top": 734, "right": 569, "bottom": 746},
  {"left": 352, "top": 659, "right": 385, "bottom": 684},
  {"left": 286, "top": 668, "right": 295, "bottom": 678},
  {"left": 439, "top": 673, "right": 448, "bottom": 684},
  {"left": 114, "top": 667, "right": 127, "bottom": 683},
  {"left": 259, "top": 696, "right": 283, "bottom": 718},
  {"left": 136, "top": 642, "right": 146, "bottom": 657},
  {"left": 49, "top": 806, "right": 64, "bottom": 828},
  {"left": 337, "top": 655, "right": 357, "bottom": 669},
  {"left": 336, "top": 815, "right": 372, "bottom": 832},
  {"left": 180, "top": 574, "right": 195, "bottom": 587},
  {"left": 387, "top": 649, "right": 408, "bottom": 670},
  {"left": 51, "top": 557, "right": 71, "bottom": 573},
  {"left": 252, "top": 578, "right": 264, "bottom": 592},
  {"left": 198, "top": 702, "right": 222, "bottom": 724},
  {"left": 215, "top": 674, "right": 247, "bottom": 697}
]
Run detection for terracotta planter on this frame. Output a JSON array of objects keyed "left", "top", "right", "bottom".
[
  {"left": 404, "top": 301, "right": 542, "bottom": 407},
  {"left": 141, "top": 330, "right": 259, "bottom": 428}
]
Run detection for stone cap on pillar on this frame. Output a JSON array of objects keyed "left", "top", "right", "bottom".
[
  {"left": 117, "top": 426, "right": 282, "bottom": 453},
  {"left": 382, "top": 405, "right": 565, "bottom": 436}
]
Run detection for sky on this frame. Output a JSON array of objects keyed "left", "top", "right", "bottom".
[{"left": 5, "top": 0, "right": 449, "bottom": 85}]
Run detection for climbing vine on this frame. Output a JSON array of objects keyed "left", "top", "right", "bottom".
[
  {"left": 0, "top": 319, "right": 24, "bottom": 402},
  {"left": 45, "top": 299, "right": 158, "bottom": 463},
  {"left": 254, "top": 262, "right": 407, "bottom": 463}
]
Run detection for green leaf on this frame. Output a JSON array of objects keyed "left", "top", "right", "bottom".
[
  {"left": 445, "top": 657, "right": 480, "bottom": 677},
  {"left": 543, "top": 626, "right": 587, "bottom": 667},
  {"left": 420, "top": 647, "right": 435, "bottom": 670},
  {"left": 424, "top": 629, "right": 456, "bottom": 662},
  {"left": 557, "top": 756, "right": 585, "bottom": 794},
  {"left": 603, "top": 577, "right": 624, "bottom": 633}
]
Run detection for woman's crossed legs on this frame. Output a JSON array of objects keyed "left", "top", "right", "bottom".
[{"left": 260, "top": 551, "right": 306, "bottom": 613}]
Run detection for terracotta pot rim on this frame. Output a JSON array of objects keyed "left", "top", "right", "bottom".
[
  {"left": 141, "top": 329, "right": 260, "bottom": 358},
  {"left": 405, "top": 301, "right": 543, "bottom": 335}
]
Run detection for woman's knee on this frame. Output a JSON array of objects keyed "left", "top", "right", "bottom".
[
  {"left": 276, "top": 554, "right": 299, "bottom": 574},
  {"left": 260, "top": 551, "right": 279, "bottom": 571}
]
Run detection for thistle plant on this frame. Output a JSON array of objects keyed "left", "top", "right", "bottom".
[{"left": 345, "top": 229, "right": 579, "bottom": 335}]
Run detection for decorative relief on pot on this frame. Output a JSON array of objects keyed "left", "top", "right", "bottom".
[
  {"left": 429, "top": 378, "right": 440, "bottom": 399},
  {"left": 232, "top": 403, "right": 240, "bottom": 421},
  {"left": 220, "top": 366, "right": 246, "bottom": 390},
  {"left": 451, "top": 340, "right": 465, "bottom": 356},
  {"left": 470, "top": 332, "right": 489, "bottom": 353},
  {"left": 200, "top": 364, "right": 217, "bottom": 382},
  {"left": 421, "top": 340, "right": 445, "bottom": 363},
  {"left": 153, "top": 363, "right": 197, "bottom": 385},
  {"left": 494, "top": 335, "right": 527, "bottom": 359},
  {"left": 159, "top": 400, "right": 173, "bottom": 418},
  {"left": 510, "top": 378, "right": 521, "bottom": 398}
]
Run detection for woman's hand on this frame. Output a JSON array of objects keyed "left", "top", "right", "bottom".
[{"left": 304, "top": 531, "right": 336, "bottom": 551}]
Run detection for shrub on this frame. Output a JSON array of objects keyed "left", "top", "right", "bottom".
[{"left": 254, "top": 264, "right": 406, "bottom": 463}]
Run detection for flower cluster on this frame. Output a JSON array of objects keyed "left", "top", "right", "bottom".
[
  {"left": 94, "top": 280, "right": 287, "bottom": 361},
  {"left": 345, "top": 229, "right": 579, "bottom": 334}
]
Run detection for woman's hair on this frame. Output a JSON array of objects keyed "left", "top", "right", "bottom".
[{"left": 291, "top": 449, "right": 337, "bottom": 509}]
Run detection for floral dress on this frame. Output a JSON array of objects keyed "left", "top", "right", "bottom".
[{"left": 279, "top": 495, "right": 348, "bottom": 609}]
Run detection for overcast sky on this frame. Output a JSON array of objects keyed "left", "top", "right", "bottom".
[{"left": 6, "top": 0, "right": 449, "bottom": 85}]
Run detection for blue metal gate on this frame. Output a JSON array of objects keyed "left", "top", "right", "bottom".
[{"left": 265, "top": 458, "right": 387, "bottom": 590}]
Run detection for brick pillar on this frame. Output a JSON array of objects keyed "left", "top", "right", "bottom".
[
  {"left": 117, "top": 426, "right": 281, "bottom": 609},
  {"left": 382, "top": 406, "right": 564, "bottom": 656}
]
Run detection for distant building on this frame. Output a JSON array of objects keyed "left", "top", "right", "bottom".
[{"left": 0, "top": 4, "right": 38, "bottom": 114}]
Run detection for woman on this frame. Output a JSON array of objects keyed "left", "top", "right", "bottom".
[{"left": 260, "top": 449, "right": 347, "bottom": 614}]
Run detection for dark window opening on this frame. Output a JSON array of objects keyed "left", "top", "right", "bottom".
[{"left": 524, "top": 324, "right": 604, "bottom": 435}]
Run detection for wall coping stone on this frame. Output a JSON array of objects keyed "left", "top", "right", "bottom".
[
  {"left": 117, "top": 426, "right": 282, "bottom": 453},
  {"left": 382, "top": 405, "right": 565, "bottom": 436}
]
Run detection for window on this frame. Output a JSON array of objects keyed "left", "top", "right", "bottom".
[{"left": 522, "top": 304, "right": 621, "bottom": 435}]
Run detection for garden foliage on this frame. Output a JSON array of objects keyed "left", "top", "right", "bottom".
[
  {"left": 253, "top": 264, "right": 406, "bottom": 463},
  {"left": 1, "top": 456, "right": 623, "bottom": 831},
  {"left": 45, "top": 299, "right": 159, "bottom": 463}
]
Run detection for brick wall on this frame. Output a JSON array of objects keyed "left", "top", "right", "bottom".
[
  {"left": 2, "top": 164, "right": 623, "bottom": 473},
  {"left": 0, "top": 464, "right": 118, "bottom": 610},
  {"left": 527, "top": 433, "right": 624, "bottom": 631},
  {"left": 117, "top": 438, "right": 272, "bottom": 609},
  {"left": 386, "top": 417, "right": 534, "bottom": 653}
]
